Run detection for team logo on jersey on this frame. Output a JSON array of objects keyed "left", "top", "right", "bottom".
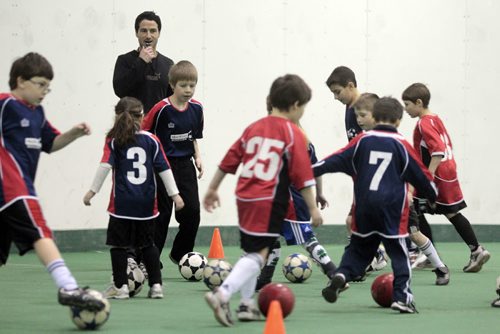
[
  {"left": 170, "top": 130, "right": 193, "bottom": 142},
  {"left": 20, "top": 118, "right": 30, "bottom": 127},
  {"left": 25, "top": 137, "right": 42, "bottom": 149},
  {"left": 168, "top": 122, "right": 175, "bottom": 128}
]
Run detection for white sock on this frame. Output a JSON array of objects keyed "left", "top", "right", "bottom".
[
  {"left": 47, "top": 259, "right": 78, "bottom": 290},
  {"left": 219, "top": 253, "right": 263, "bottom": 302},
  {"left": 266, "top": 247, "right": 281, "bottom": 266},
  {"left": 419, "top": 240, "right": 444, "bottom": 268}
]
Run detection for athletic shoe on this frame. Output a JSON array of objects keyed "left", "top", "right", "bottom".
[
  {"left": 409, "top": 249, "right": 421, "bottom": 265},
  {"left": 463, "top": 246, "right": 490, "bottom": 273},
  {"left": 236, "top": 301, "right": 261, "bottom": 321},
  {"left": 58, "top": 287, "right": 106, "bottom": 311},
  {"left": 138, "top": 262, "right": 149, "bottom": 280},
  {"left": 433, "top": 266, "right": 450, "bottom": 285},
  {"left": 205, "top": 288, "right": 233, "bottom": 327},
  {"left": 412, "top": 253, "right": 434, "bottom": 269},
  {"left": 322, "top": 274, "right": 346, "bottom": 303},
  {"left": 492, "top": 288, "right": 500, "bottom": 307},
  {"left": 127, "top": 257, "right": 138, "bottom": 269},
  {"left": 148, "top": 283, "right": 164, "bottom": 299},
  {"left": 366, "top": 248, "right": 388, "bottom": 274},
  {"left": 391, "top": 301, "right": 418, "bottom": 314},
  {"left": 103, "top": 284, "right": 129, "bottom": 299}
]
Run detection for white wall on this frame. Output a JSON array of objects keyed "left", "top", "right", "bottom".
[{"left": 1, "top": 0, "right": 499, "bottom": 230}]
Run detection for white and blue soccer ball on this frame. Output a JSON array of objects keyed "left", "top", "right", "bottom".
[
  {"left": 282, "top": 253, "right": 312, "bottom": 283},
  {"left": 179, "top": 252, "right": 208, "bottom": 281},
  {"left": 69, "top": 289, "right": 110, "bottom": 330},
  {"left": 202, "top": 259, "right": 232, "bottom": 290}
]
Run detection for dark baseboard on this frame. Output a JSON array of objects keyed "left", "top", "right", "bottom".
[{"left": 51, "top": 224, "right": 500, "bottom": 252}]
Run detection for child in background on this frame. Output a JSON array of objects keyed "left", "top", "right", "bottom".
[
  {"left": 314, "top": 97, "right": 438, "bottom": 313},
  {"left": 142, "top": 60, "right": 203, "bottom": 267},
  {"left": 402, "top": 83, "right": 490, "bottom": 272},
  {"left": 354, "top": 93, "right": 449, "bottom": 285},
  {"left": 83, "top": 97, "right": 184, "bottom": 299},
  {"left": 325, "top": 66, "right": 387, "bottom": 273},
  {"left": 203, "top": 74, "right": 322, "bottom": 326},
  {"left": 0, "top": 52, "right": 104, "bottom": 312},
  {"left": 256, "top": 96, "right": 338, "bottom": 289}
]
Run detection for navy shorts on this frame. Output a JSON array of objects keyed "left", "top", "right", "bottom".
[
  {"left": 106, "top": 216, "right": 155, "bottom": 249},
  {"left": 0, "top": 199, "right": 52, "bottom": 265}
]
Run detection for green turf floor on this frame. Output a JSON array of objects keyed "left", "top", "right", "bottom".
[{"left": 0, "top": 242, "right": 498, "bottom": 334}]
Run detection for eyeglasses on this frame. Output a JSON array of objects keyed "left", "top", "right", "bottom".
[{"left": 29, "top": 79, "right": 51, "bottom": 93}]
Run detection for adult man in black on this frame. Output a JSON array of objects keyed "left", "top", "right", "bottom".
[{"left": 113, "top": 11, "right": 174, "bottom": 113}]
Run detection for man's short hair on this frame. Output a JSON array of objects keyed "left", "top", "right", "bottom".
[{"left": 135, "top": 11, "right": 162, "bottom": 32}]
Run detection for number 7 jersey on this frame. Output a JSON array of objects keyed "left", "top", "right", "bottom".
[{"left": 218, "top": 116, "right": 316, "bottom": 235}]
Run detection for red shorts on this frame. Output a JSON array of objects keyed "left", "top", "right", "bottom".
[
  {"left": 0, "top": 198, "right": 52, "bottom": 265},
  {"left": 237, "top": 198, "right": 285, "bottom": 237},
  {"left": 416, "top": 176, "right": 466, "bottom": 214}
]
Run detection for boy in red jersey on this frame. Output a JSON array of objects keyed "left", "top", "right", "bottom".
[
  {"left": 402, "top": 83, "right": 490, "bottom": 272},
  {"left": 0, "top": 52, "right": 104, "bottom": 312},
  {"left": 203, "top": 74, "right": 322, "bottom": 326}
]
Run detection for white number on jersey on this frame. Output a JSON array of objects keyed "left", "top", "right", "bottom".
[
  {"left": 127, "top": 147, "right": 147, "bottom": 185},
  {"left": 368, "top": 151, "right": 393, "bottom": 191},
  {"left": 440, "top": 134, "right": 453, "bottom": 161},
  {"left": 240, "top": 136, "right": 285, "bottom": 181}
]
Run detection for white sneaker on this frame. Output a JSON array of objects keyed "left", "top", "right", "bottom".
[
  {"left": 205, "top": 288, "right": 233, "bottom": 327},
  {"left": 148, "top": 283, "right": 163, "bottom": 299},
  {"left": 412, "top": 253, "right": 432, "bottom": 269},
  {"left": 103, "top": 284, "right": 129, "bottom": 299},
  {"left": 463, "top": 246, "right": 491, "bottom": 273},
  {"left": 236, "top": 301, "right": 261, "bottom": 321}
]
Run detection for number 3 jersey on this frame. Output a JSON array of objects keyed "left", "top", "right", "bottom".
[
  {"left": 99, "top": 131, "right": 171, "bottom": 219},
  {"left": 0, "top": 94, "right": 60, "bottom": 209},
  {"left": 413, "top": 114, "right": 465, "bottom": 209},
  {"left": 218, "top": 116, "right": 316, "bottom": 235},
  {"left": 313, "top": 125, "right": 437, "bottom": 237}
]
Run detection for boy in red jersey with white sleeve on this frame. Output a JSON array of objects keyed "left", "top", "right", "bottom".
[
  {"left": 402, "top": 83, "right": 490, "bottom": 272},
  {"left": 203, "top": 74, "right": 322, "bottom": 327}
]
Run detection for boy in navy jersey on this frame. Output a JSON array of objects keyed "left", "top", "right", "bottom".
[
  {"left": 354, "top": 93, "right": 449, "bottom": 285},
  {"left": 203, "top": 74, "right": 322, "bottom": 326},
  {"left": 314, "top": 97, "right": 438, "bottom": 313},
  {"left": 0, "top": 53, "right": 104, "bottom": 312},
  {"left": 402, "top": 83, "right": 490, "bottom": 272},
  {"left": 83, "top": 97, "right": 184, "bottom": 299},
  {"left": 142, "top": 60, "right": 204, "bottom": 266},
  {"left": 326, "top": 66, "right": 387, "bottom": 274}
]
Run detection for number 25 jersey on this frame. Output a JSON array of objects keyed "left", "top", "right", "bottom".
[{"left": 218, "top": 116, "right": 316, "bottom": 235}]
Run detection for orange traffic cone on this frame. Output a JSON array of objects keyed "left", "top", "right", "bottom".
[
  {"left": 263, "top": 300, "right": 286, "bottom": 334},
  {"left": 208, "top": 227, "right": 225, "bottom": 259}
]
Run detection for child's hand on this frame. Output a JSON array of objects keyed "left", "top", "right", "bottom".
[
  {"left": 83, "top": 190, "right": 95, "bottom": 206},
  {"left": 172, "top": 194, "right": 185, "bottom": 211},
  {"left": 195, "top": 157, "right": 204, "bottom": 179},
  {"left": 316, "top": 193, "right": 329, "bottom": 210},
  {"left": 310, "top": 208, "right": 323, "bottom": 227},
  {"left": 203, "top": 189, "right": 220, "bottom": 213},
  {"left": 73, "top": 122, "right": 92, "bottom": 137}
]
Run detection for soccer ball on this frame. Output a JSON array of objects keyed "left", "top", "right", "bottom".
[
  {"left": 111, "top": 258, "right": 146, "bottom": 297},
  {"left": 179, "top": 252, "right": 208, "bottom": 281},
  {"left": 69, "top": 289, "right": 110, "bottom": 330},
  {"left": 282, "top": 253, "right": 312, "bottom": 283},
  {"left": 258, "top": 283, "right": 295, "bottom": 318},
  {"left": 371, "top": 273, "right": 394, "bottom": 307},
  {"left": 202, "top": 259, "right": 232, "bottom": 290}
]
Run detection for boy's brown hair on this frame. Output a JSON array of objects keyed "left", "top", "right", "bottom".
[
  {"left": 269, "top": 74, "right": 311, "bottom": 111},
  {"left": 168, "top": 60, "right": 198, "bottom": 86},
  {"left": 325, "top": 66, "right": 357, "bottom": 88},
  {"left": 352, "top": 93, "right": 379, "bottom": 112},
  {"left": 402, "top": 83, "right": 431, "bottom": 108},
  {"left": 9, "top": 52, "right": 54, "bottom": 90},
  {"left": 373, "top": 97, "right": 403, "bottom": 123}
]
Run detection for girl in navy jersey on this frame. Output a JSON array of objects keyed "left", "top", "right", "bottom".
[{"left": 84, "top": 97, "right": 184, "bottom": 299}]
